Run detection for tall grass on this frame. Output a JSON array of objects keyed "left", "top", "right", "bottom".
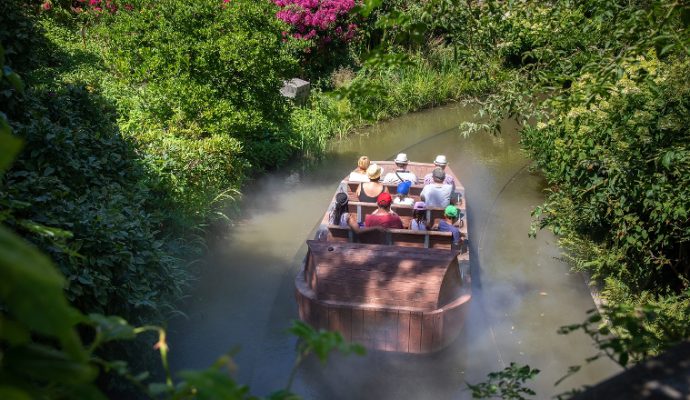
[{"left": 290, "top": 49, "right": 506, "bottom": 152}]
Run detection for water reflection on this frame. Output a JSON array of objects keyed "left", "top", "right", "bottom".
[{"left": 168, "top": 103, "right": 619, "bottom": 399}]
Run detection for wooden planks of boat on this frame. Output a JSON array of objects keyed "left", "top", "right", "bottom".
[{"left": 294, "top": 161, "right": 471, "bottom": 354}]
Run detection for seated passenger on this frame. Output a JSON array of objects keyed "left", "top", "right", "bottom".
[
  {"left": 329, "top": 192, "right": 383, "bottom": 234},
  {"left": 420, "top": 167, "right": 455, "bottom": 208},
  {"left": 329, "top": 192, "right": 355, "bottom": 227},
  {"left": 382, "top": 153, "right": 418, "bottom": 184},
  {"left": 410, "top": 201, "right": 432, "bottom": 231},
  {"left": 393, "top": 180, "right": 415, "bottom": 206},
  {"left": 365, "top": 192, "right": 404, "bottom": 229},
  {"left": 423, "top": 155, "right": 455, "bottom": 190},
  {"left": 348, "top": 156, "right": 371, "bottom": 182},
  {"left": 356, "top": 163, "right": 387, "bottom": 202},
  {"left": 438, "top": 205, "right": 462, "bottom": 247}
]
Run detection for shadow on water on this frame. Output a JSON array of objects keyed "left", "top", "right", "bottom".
[{"left": 168, "top": 103, "right": 621, "bottom": 399}]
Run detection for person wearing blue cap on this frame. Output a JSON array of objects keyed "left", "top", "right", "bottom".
[{"left": 393, "top": 180, "right": 414, "bottom": 206}]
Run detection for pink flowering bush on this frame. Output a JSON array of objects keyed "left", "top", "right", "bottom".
[
  {"left": 274, "top": 0, "right": 358, "bottom": 46},
  {"left": 40, "top": 0, "right": 130, "bottom": 15}
]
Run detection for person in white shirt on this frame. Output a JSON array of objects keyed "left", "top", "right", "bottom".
[
  {"left": 348, "top": 155, "right": 371, "bottom": 182},
  {"left": 383, "top": 153, "right": 418, "bottom": 184},
  {"left": 393, "top": 180, "right": 415, "bottom": 206},
  {"left": 420, "top": 167, "right": 455, "bottom": 208}
]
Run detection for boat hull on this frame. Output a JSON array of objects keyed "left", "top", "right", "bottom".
[{"left": 295, "top": 272, "right": 471, "bottom": 353}]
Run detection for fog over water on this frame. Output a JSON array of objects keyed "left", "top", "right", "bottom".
[{"left": 168, "top": 103, "right": 620, "bottom": 399}]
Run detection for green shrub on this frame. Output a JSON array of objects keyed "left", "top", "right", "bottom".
[
  {"left": 524, "top": 56, "right": 690, "bottom": 292},
  {"left": 0, "top": 1, "right": 187, "bottom": 321},
  {"left": 95, "top": 0, "right": 298, "bottom": 157}
]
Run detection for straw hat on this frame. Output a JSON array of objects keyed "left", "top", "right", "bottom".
[
  {"left": 434, "top": 155, "right": 448, "bottom": 166},
  {"left": 366, "top": 163, "right": 382, "bottom": 180},
  {"left": 394, "top": 153, "right": 409, "bottom": 164}
]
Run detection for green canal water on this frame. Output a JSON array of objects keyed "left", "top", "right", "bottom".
[{"left": 168, "top": 103, "right": 620, "bottom": 399}]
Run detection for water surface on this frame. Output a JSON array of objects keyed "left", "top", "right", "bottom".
[{"left": 168, "top": 103, "right": 619, "bottom": 398}]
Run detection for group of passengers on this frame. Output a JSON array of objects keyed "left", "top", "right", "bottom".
[{"left": 332, "top": 153, "right": 463, "bottom": 246}]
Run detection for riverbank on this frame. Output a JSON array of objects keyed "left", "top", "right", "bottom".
[{"left": 1, "top": 2, "right": 505, "bottom": 331}]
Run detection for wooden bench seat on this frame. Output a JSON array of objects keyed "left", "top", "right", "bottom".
[
  {"left": 345, "top": 201, "right": 467, "bottom": 231},
  {"left": 344, "top": 180, "right": 464, "bottom": 206},
  {"left": 325, "top": 225, "right": 465, "bottom": 251}
]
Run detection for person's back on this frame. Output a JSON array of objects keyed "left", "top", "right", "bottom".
[
  {"left": 382, "top": 153, "right": 418, "bottom": 184},
  {"left": 409, "top": 202, "right": 430, "bottom": 231},
  {"left": 421, "top": 184, "right": 453, "bottom": 207},
  {"left": 349, "top": 155, "right": 371, "bottom": 182},
  {"left": 437, "top": 205, "right": 461, "bottom": 246},
  {"left": 421, "top": 167, "right": 454, "bottom": 208},
  {"left": 357, "top": 164, "right": 386, "bottom": 202},
  {"left": 328, "top": 192, "right": 352, "bottom": 227},
  {"left": 383, "top": 170, "right": 418, "bottom": 185},
  {"left": 393, "top": 180, "right": 414, "bottom": 206},
  {"left": 364, "top": 192, "right": 403, "bottom": 229}
]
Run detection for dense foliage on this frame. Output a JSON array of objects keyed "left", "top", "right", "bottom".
[
  {"left": 384, "top": 0, "right": 690, "bottom": 338},
  {"left": 0, "top": 1, "right": 186, "bottom": 322},
  {"left": 8, "top": 0, "right": 689, "bottom": 397},
  {"left": 91, "top": 0, "right": 302, "bottom": 219}
]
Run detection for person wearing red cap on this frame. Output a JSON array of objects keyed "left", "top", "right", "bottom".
[{"left": 364, "top": 192, "right": 404, "bottom": 229}]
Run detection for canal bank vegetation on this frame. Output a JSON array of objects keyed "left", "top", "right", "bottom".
[
  {"left": 1, "top": 0, "right": 689, "bottom": 397},
  {"left": 350, "top": 0, "right": 689, "bottom": 361},
  {"left": 0, "top": 0, "right": 498, "bottom": 397}
]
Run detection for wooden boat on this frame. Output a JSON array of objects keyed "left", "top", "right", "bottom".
[{"left": 295, "top": 161, "right": 471, "bottom": 353}]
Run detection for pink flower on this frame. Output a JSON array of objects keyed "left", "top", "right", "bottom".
[{"left": 41, "top": 1, "right": 52, "bottom": 11}]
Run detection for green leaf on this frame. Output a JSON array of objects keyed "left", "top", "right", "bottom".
[
  {"left": 0, "top": 316, "right": 30, "bottom": 345},
  {"left": 2, "top": 66, "right": 25, "bottom": 94},
  {"left": 18, "top": 220, "right": 73, "bottom": 239},
  {"left": 0, "top": 386, "right": 32, "bottom": 400},
  {"left": 352, "top": 0, "right": 383, "bottom": 17},
  {"left": 88, "top": 314, "right": 136, "bottom": 343},
  {"left": 0, "top": 226, "right": 85, "bottom": 359},
  {"left": 4, "top": 344, "right": 97, "bottom": 384},
  {"left": 0, "top": 123, "right": 22, "bottom": 174}
]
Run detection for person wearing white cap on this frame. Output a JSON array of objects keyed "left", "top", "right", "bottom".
[
  {"left": 382, "top": 153, "right": 418, "bottom": 184},
  {"left": 423, "top": 155, "right": 455, "bottom": 189}
]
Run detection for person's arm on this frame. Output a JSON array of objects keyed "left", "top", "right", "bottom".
[{"left": 348, "top": 214, "right": 383, "bottom": 234}]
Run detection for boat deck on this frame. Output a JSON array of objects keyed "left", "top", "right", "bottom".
[{"left": 295, "top": 160, "right": 471, "bottom": 353}]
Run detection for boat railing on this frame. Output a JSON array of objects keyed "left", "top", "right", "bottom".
[
  {"left": 324, "top": 224, "right": 468, "bottom": 253},
  {"left": 346, "top": 201, "right": 466, "bottom": 229},
  {"left": 343, "top": 181, "right": 464, "bottom": 205}
]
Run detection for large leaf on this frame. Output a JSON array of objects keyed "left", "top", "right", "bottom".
[
  {"left": 88, "top": 314, "right": 136, "bottom": 343},
  {"left": 0, "top": 226, "right": 84, "bottom": 358},
  {"left": 3, "top": 344, "right": 97, "bottom": 384},
  {"left": 0, "top": 125, "right": 22, "bottom": 174}
]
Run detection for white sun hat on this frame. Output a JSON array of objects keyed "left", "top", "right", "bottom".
[
  {"left": 394, "top": 153, "right": 409, "bottom": 164},
  {"left": 434, "top": 155, "right": 448, "bottom": 166}
]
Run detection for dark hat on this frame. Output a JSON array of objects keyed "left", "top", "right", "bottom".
[
  {"left": 377, "top": 192, "right": 392, "bottom": 207},
  {"left": 432, "top": 167, "right": 445, "bottom": 181}
]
